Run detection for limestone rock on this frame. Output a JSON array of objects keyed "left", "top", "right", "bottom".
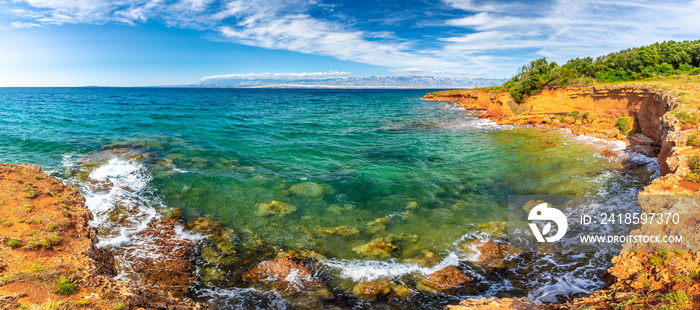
[
  {"left": 352, "top": 238, "right": 398, "bottom": 258},
  {"left": 461, "top": 239, "right": 522, "bottom": 268},
  {"left": 416, "top": 266, "right": 484, "bottom": 294},
  {"left": 243, "top": 257, "right": 323, "bottom": 294},
  {"left": 351, "top": 279, "right": 392, "bottom": 301},
  {"left": 256, "top": 200, "right": 297, "bottom": 217}
]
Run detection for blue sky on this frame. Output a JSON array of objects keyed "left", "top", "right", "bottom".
[{"left": 1, "top": 0, "right": 699, "bottom": 86}]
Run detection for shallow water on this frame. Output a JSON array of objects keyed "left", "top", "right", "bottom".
[{"left": 0, "top": 88, "right": 658, "bottom": 308}]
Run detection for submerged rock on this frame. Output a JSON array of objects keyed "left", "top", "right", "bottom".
[
  {"left": 351, "top": 279, "right": 392, "bottom": 301},
  {"left": 416, "top": 266, "right": 485, "bottom": 295},
  {"left": 289, "top": 182, "right": 332, "bottom": 197},
  {"left": 352, "top": 238, "right": 398, "bottom": 258},
  {"left": 477, "top": 221, "right": 508, "bottom": 237},
  {"left": 405, "top": 201, "right": 419, "bottom": 210},
  {"left": 405, "top": 249, "right": 441, "bottom": 267},
  {"left": 255, "top": 200, "right": 297, "bottom": 217},
  {"left": 317, "top": 225, "right": 359, "bottom": 236},
  {"left": 366, "top": 217, "right": 389, "bottom": 233}
]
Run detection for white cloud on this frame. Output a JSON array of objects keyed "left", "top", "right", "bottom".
[
  {"left": 200, "top": 71, "right": 351, "bottom": 81},
  {"left": 442, "top": 0, "right": 700, "bottom": 71},
  {"left": 388, "top": 68, "right": 424, "bottom": 75},
  {"left": 10, "top": 21, "right": 41, "bottom": 28},
  {"left": 4, "top": 0, "right": 700, "bottom": 79}
]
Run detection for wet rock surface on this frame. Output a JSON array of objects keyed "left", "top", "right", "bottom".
[{"left": 0, "top": 164, "right": 203, "bottom": 309}]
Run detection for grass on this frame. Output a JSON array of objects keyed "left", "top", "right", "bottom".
[
  {"left": 649, "top": 252, "right": 669, "bottom": 266},
  {"left": 686, "top": 157, "right": 700, "bottom": 183},
  {"left": 46, "top": 223, "right": 61, "bottom": 232},
  {"left": 30, "top": 264, "right": 47, "bottom": 272},
  {"left": 2, "top": 220, "right": 13, "bottom": 227},
  {"left": 6, "top": 238, "right": 23, "bottom": 248},
  {"left": 662, "top": 291, "right": 690, "bottom": 309},
  {"left": 54, "top": 276, "right": 80, "bottom": 295},
  {"left": 687, "top": 131, "right": 700, "bottom": 147},
  {"left": 33, "top": 175, "right": 44, "bottom": 180},
  {"left": 114, "top": 303, "right": 126, "bottom": 310}
]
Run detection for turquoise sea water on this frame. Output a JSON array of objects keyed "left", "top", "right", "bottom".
[{"left": 0, "top": 88, "right": 658, "bottom": 309}]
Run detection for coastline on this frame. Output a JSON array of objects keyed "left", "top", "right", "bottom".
[
  {"left": 0, "top": 164, "right": 204, "bottom": 309},
  {"left": 424, "top": 84, "right": 700, "bottom": 309}
]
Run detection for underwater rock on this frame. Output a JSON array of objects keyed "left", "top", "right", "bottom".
[
  {"left": 188, "top": 217, "right": 223, "bottom": 234},
  {"left": 405, "top": 249, "right": 442, "bottom": 267},
  {"left": 255, "top": 200, "right": 297, "bottom": 217},
  {"left": 163, "top": 208, "right": 183, "bottom": 220},
  {"left": 416, "top": 266, "right": 483, "bottom": 295},
  {"left": 289, "top": 182, "right": 331, "bottom": 197},
  {"left": 243, "top": 257, "right": 324, "bottom": 294},
  {"left": 405, "top": 201, "right": 419, "bottom": 210},
  {"left": 351, "top": 279, "right": 392, "bottom": 301},
  {"left": 461, "top": 239, "right": 522, "bottom": 268},
  {"left": 326, "top": 203, "right": 355, "bottom": 214},
  {"left": 317, "top": 225, "right": 359, "bottom": 236},
  {"left": 521, "top": 199, "right": 548, "bottom": 213},
  {"left": 477, "top": 221, "right": 508, "bottom": 237},
  {"left": 352, "top": 238, "right": 398, "bottom": 258},
  {"left": 366, "top": 217, "right": 388, "bottom": 233}
]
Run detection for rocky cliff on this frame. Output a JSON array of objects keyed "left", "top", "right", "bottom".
[
  {"left": 425, "top": 84, "right": 700, "bottom": 309},
  {"left": 0, "top": 164, "right": 204, "bottom": 310}
]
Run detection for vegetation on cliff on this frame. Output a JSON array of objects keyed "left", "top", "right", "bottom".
[{"left": 503, "top": 40, "right": 700, "bottom": 102}]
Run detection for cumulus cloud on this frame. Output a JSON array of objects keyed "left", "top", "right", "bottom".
[{"left": 200, "top": 71, "right": 351, "bottom": 81}]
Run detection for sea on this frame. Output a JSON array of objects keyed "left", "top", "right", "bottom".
[{"left": 0, "top": 87, "right": 659, "bottom": 309}]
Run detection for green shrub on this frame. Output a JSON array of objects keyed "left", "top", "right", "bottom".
[
  {"left": 568, "top": 110, "right": 580, "bottom": 118},
  {"left": 615, "top": 116, "right": 634, "bottom": 133},
  {"left": 6, "top": 238, "right": 23, "bottom": 248},
  {"left": 114, "top": 302, "right": 126, "bottom": 310},
  {"left": 54, "top": 276, "right": 80, "bottom": 295},
  {"left": 689, "top": 133, "right": 700, "bottom": 147},
  {"left": 46, "top": 223, "right": 61, "bottom": 232}
]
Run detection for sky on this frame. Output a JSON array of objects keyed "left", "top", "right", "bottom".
[{"left": 0, "top": 0, "right": 699, "bottom": 86}]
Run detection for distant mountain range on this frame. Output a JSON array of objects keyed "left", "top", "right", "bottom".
[{"left": 184, "top": 76, "right": 506, "bottom": 88}]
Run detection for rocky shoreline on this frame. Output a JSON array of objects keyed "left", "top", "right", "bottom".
[
  {"left": 424, "top": 84, "right": 700, "bottom": 309},
  {"left": 0, "top": 163, "right": 204, "bottom": 309}
]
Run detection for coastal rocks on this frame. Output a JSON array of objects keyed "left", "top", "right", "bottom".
[
  {"left": 133, "top": 218, "right": 196, "bottom": 296},
  {"left": 255, "top": 200, "right": 297, "bottom": 216},
  {"left": 601, "top": 149, "right": 616, "bottom": 158},
  {"left": 416, "top": 266, "right": 485, "bottom": 295},
  {"left": 627, "top": 133, "right": 661, "bottom": 157},
  {"left": 352, "top": 238, "right": 399, "bottom": 258},
  {"left": 445, "top": 297, "right": 537, "bottom": 310},
  {"left": 0, "top": 164, "right": 204, "bottom": 309},
  {"left": 243, "top": 257, "right": 323, "bottom": 293},
  {"left": 461, "top": 239, "right": 522, "bottom": 268},
  {"left": 289, "top": 182, "right": 332, "bottom": 197}
]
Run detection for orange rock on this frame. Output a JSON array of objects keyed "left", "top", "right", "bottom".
[{"left": 243, "top": 257, "right": 323, "bottom": 294}]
